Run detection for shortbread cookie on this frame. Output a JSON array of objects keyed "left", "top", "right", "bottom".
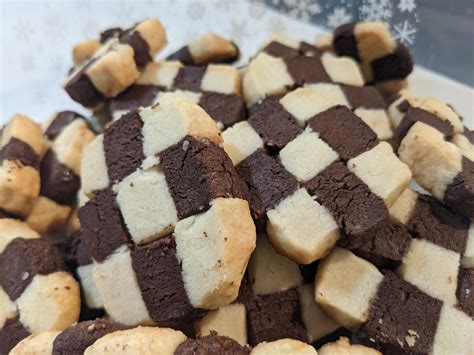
[
  {"left": 65, "top": 18, "right": 167, "bottom": 108},
  {"left": 72, "top": 27, "right": 124, "bottom": 67},
  {"left": 25, "top": 111, "right": 95, "bottom": 234},
  {"left": 195, "top": 281, "right": 250, "bottom": 346},
  {"left": 195, "top": 235, "right": 344, "bottom": 348},
  {"left": 388, "top": 188, "right": 472, "bottom": 313},
  {"left": 10, "top": 323, "right": 187, "bottom": 355},
  {"left": 109, "top": 61, "right": 245, "bottom": 128},
  {"left": 453, "top": 128, "right": 474, "bottom": 161},
  {"left": 351, "top": 220, "right": 412, "bottom": 269},
  {"left": 167, "top": 33, "right": 240, "bottom": 65},
  {"left": 386, "top": 88, "right": 421, "bottom": 130},
  {"left": 332, "top": 22, "right": 413, "bottom": 91},
  {"left": 398, "top": 122, "right": 474, "bottom": 218},
  {"left": 261, "top": 33, "right": 325, "bottom": 57},
  {"left": 250, "top": 82, "right": 392, "bottom": 140},
  {"left": 318, "top": 337, "right": 381, "bottom": 355},
  {"left": 251, "top": 339, "right": 317, "bottom": 355},
  {"left": 67, "top": 229, "right": 105, "bottom": 320},
  {"left": 79, "top": 99, "right": 255, "bottom": 327},
  {"left": 0, "top": 219, "right": 80, "bottom": 354},
  {"left": 242, "top": 38, "right": 364, "bottom": 106},
  {"left": 175, "top": 332, "right": 250, "bottom": 354},
  {"left": 388, "top": 94, "right": 464, "bottom": 143},
  {"left": 0, "top": 114, "right": 42, "bottom": 217},
  {"left": 52, "top": 319, "right": 128, "bottom": 354},
  {"left": 388, "top": 92, "right": 474, "bottom": 160},
  {"left": 315, "top": 248, "right": 474, "bottom": 354},
  {"left": 222, "top": 87, "right": 411, "bottom": 263},
  {"left": 73, "top": 40, "right": 102, "bottom": 67},
  {"left": 314, "top": 33, "right": 334, "bottom": 52}
]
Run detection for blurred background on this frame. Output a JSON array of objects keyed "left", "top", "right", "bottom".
[{"left": 1, "top": 0, "right": 473, "bottom": 123}]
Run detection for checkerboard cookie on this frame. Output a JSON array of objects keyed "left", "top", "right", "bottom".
[
  {"left": 10, "top": 321, "right": 187, "bottom": 355},
  {"left": 315, "top": 248, "right": 474, "bottom": 354},
  {"left": 195, "top": 234, "right": 345, "bottom": 348},
  {"left": 22, "top": 111, "right": 95, "bottom": 234},
  {"left": 65, "top": 18, "right": 167, "bottom": 108},
  {"left": 67, "top": 229, "right": 105, "bottom": 320},
  {"left": 249, "top": 81, "right": 392, "bottom": 140},
  {"left": 0, "top": 218, "right": 81, "bottom": 354},
  {"left": 0, "top": 114, "right": 43, "bottom": 218},
  {"left": 251, "top": 339, "right": 317, "bottom": 354},
  {"left": 351, "top": 219, "right": 412, "bottom": 269},
  {"left": 79, "top": 99, "right": 255, "bottom": 327},
  {"left": 175, "top": 332, "right": 250, "bottom": 354},
  {"left": 318, "top": 336, "right": 381, "bottom": 355},
  {"left": 331, "top": 21, "right": 413, "bottom": 92},
  {"left": 109, "top": 61, "right": 245, "bottom": 128},
  {"left": 262, "top": 33, "right": 326, "bottom": 57},
  {"left": 389, "top": 91, "right": 474, "bottom": 160},
  {"left": 72, "top": 27, "right": 124, "bottom": 67},
  {"left": 389, "top": 188, "right": 473, "bottom": 315},
  {"left": 167, "top": 33, "right": 240, "bottom": 65},
  {"left": 398, "top": 121, "right": 474, "bottom": 218},
  {"left": 242, "top": 36, "right": 364, "bottom": 106},
  {"left": 222, "top": 86, "right": 411, "bottom": 264},
  {"left": 388, "top": 93, "right": 466, "bottom": 146}
]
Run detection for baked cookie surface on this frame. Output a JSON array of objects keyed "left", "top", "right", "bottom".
[{"left": 79, "top": 99, "right": 256, "bottom": 327}]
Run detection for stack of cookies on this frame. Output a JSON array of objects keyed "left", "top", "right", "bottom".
[{"left": 1, "top": 17, "right": 472, "bottom": 355}]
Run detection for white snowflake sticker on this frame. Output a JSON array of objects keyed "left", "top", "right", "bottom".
[
  {"left": 276, "top": 0, "right": 321, "bottom": 22},
  {"left": 327, "top": 7, "right": 352, "bottom": 28},
  {"left": 393, "top": 20, "right": 417, "bottom": 45},
  {"left": 359, "top": 0, "right": 393, "bottom": 25},
  {"left": 398, "top": 0, "right": 416, "bottom": 13}
]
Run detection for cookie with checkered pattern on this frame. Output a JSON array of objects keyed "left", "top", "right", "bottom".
[
  {"left": 242, "top": 37, "right": 364, "bottom": 107},
  {"left": 388, "top": 188, "right": 473, "bottom": 317},
  {"left": 78, "top": 99, "right": 255, "bottom": 327},
  {"left": 0, "top": 114, "right": 43, "bottom": 218},
  {"left": 0, "top": 218, "right": 81, "bottom": 354},
  {"left": 398, "top": 122, "right": 474, "bottom": 219},
  {"left": 222, "top": 86, "right": 411, "bottom": 264},
  {"left": 195, "top": 234, "right": 345, "bottom": 348},
  {"left": 261, "top": 33, "right": 325, "bottom": 57},
  {"left": 331, "top": 21, "right": 413, "bottom": 93},
  {"left": 388, "top": 93, "right": 467, "bottom": 146},
  {"left": 72, "top": 27, "right": 124, "bottom": 67},
  {"left": 251, "top": 339, "right": 316, "bottom": 354},
  {"left": 65, "top": 18, "right": 167, "bottom": 108},
  {"left": 317, "top": 337, "right": 381, "bottom": 355},
  {"left": 315, "top": 247, "right": 474, "bottom": 354},
  {"left": 10, "top": 321, "right": 187, "bottom": 355},
  {"left": 167, "top": 33, "right": 240, "bottom": 65},
  {"left": 22, "top": 111, "right": 95, "bottom": 234},
  {"left": 109, "top": 61, "right": 245, "bottom": 128},
  {"left": 175, "top": 332, "right": 250, "bottom": 354},
  {"left": 388, "top": 90, "right": 474, "bottom": 160}
]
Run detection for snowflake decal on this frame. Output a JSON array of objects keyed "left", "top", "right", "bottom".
[
  {"left": 327, "top": 7, "right": 352, "bottom": 28},
  {"left": 393, "top": 20, "right": 417, "bottom": 45},
  {"left": 280, "top": 0, "right": 321, "bottom": 22},
  {"left": 359, "top": 0, "right": 393, "bottom": 25},
  {"left": 398, "top": 0, "right": 416, "bottom": 13}
]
